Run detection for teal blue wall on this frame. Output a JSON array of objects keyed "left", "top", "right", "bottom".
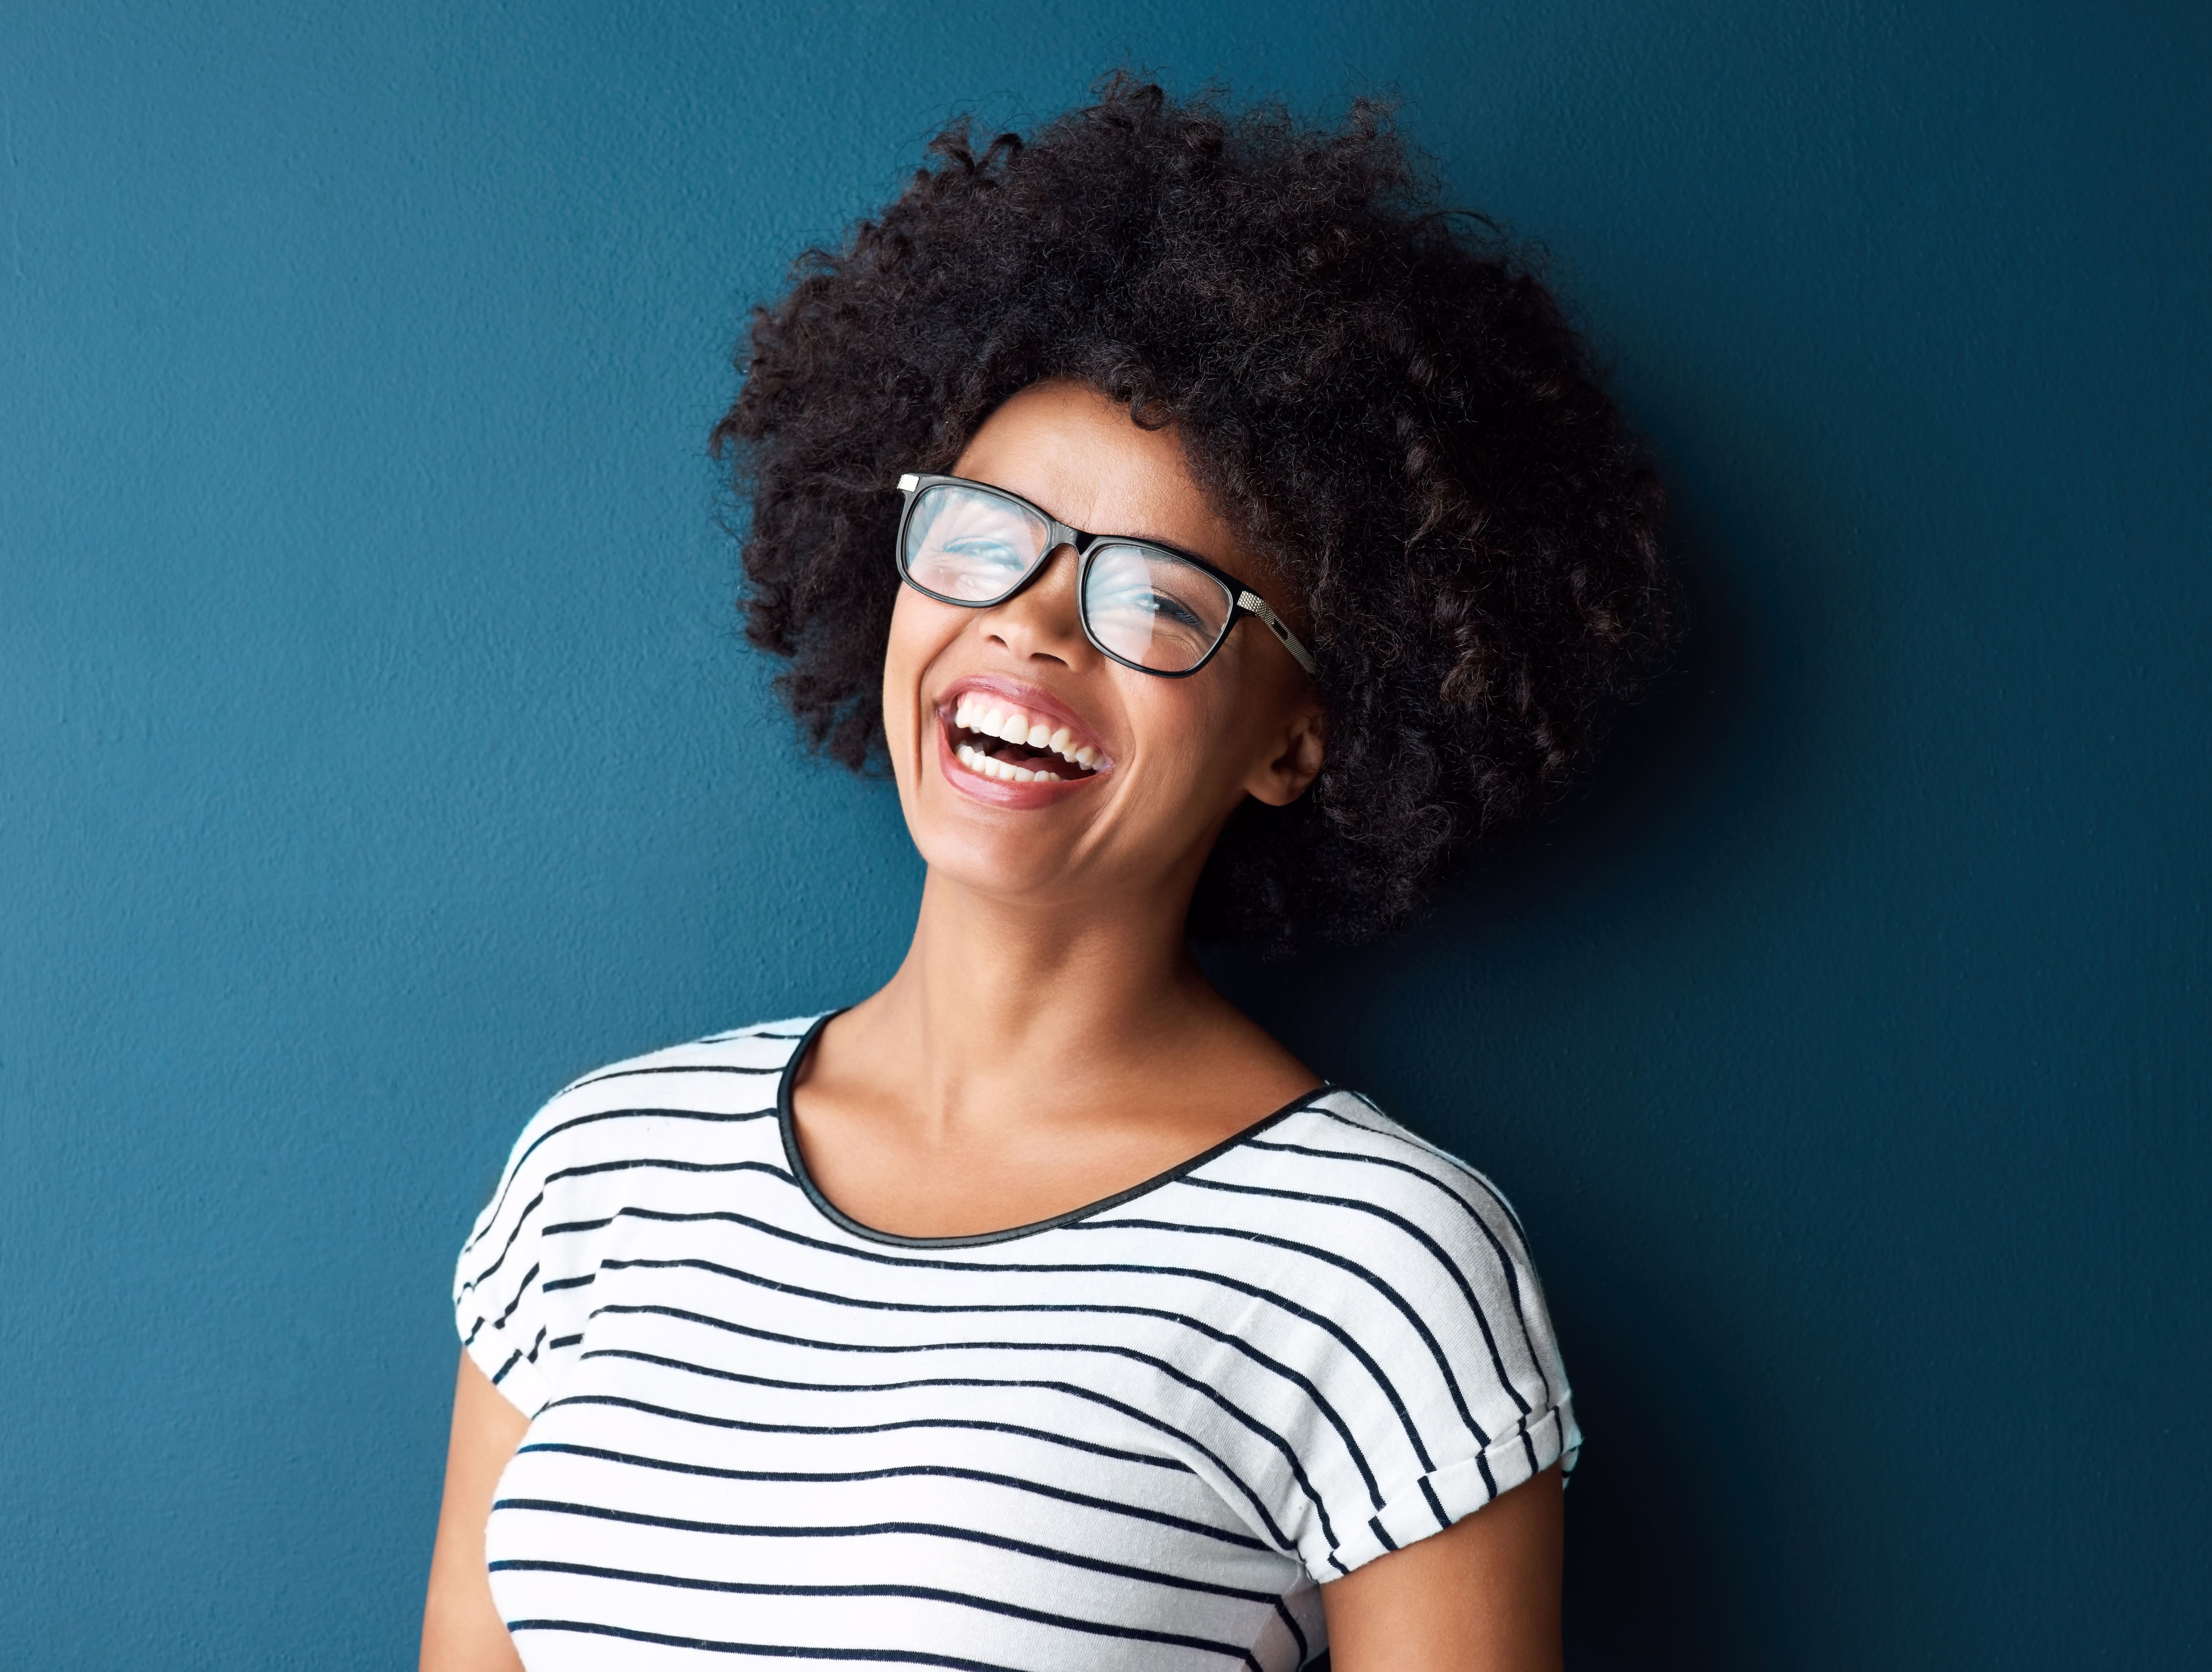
[{"left": 3, "top": 3, "right": 2205, "bottom": 1665}]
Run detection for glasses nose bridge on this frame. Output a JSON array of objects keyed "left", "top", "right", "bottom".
[
  {"left": 1024, "top": 533, "right": 1081, "bottom": 582},
  {"left": 1011, "top": 527, "right": 1094, "bottom": 604},
  {"left": 982, "top": 534, "right": 1087, "bottom": 659}
]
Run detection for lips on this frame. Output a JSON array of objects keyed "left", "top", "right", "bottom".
[{"left": 934, "top": 678, "right": 1112, "bottom": 799}]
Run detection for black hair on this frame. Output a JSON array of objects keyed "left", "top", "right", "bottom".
[{"left": 712, "top": 76, "right": 1681, "bottom": 951}]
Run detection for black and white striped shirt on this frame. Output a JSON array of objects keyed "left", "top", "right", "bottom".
[{"left": 455, "top": 1016, "right": 1579, "bottom": 1671}]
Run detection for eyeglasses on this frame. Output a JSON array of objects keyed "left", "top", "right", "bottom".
[{"left": 893, "top": 473, "right": 1318, "bottom": 679}]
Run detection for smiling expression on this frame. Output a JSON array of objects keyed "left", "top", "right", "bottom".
[{"left": 881, "top": 382, "right": 1326, "bottom": 912}]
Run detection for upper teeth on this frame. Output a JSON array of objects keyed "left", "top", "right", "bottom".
[{"left": 951, "top": 694, "right": 1099, "bottom": 771}]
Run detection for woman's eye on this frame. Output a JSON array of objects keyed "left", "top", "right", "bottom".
[
  {"left": 941, "top": 538, "right": 1028, "bottom": 571},
  {"left": 1099, "top": 585, "right": 1204, "bottom": 631}
]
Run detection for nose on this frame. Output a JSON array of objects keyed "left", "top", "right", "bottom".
[{"left": 982, "top": 543, "right": 1086, "bottom": 665}]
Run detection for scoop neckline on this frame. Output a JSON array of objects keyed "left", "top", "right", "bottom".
[{"left": 775, "top": 1010, "right": 1329, "bottom": 1249}]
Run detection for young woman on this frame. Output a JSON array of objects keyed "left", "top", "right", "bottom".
[{"left": 423, "top": 79, "right": 1676, "bottom": 1672}]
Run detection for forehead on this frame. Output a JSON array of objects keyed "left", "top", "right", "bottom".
[{"left": 952, "top": 382, "right": 1244, "bottom": 566}]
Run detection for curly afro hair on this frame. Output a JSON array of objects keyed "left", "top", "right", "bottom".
[{"left": 712, "top": 76, "right": 1681, "bottom": 952}]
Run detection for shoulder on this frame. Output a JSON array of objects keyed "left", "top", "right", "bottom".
[
  {"left": 1165, "top": 1086, "right": 1579, "bottom": 1572},
  {"left": 453, "top": 1015, "right": 822, "bottom": 1413},
  {"left": 474, "top": 1015, "right": 822, "bottom": 1208},
  {"left": 1220, "top": 1087, "right": 1535, "bottom": 1257},
  {"left": 548, "top": 1013, "right": 822, "bottom": 1104},
  {"left": 1170, "top": 1087, "right": 1555, "bottom": 1333}
]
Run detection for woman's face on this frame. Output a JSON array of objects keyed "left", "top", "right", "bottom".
[{"left": 882, "top": 381, "right": 1325, "bottom": 917}]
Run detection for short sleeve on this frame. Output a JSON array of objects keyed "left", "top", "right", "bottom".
[
  {"left": 1256, "top": 1100, "right": 1581, "bottom": 1582},
  {"left": 452, "top": 1095, "right": 600, "bottom": 1417}
]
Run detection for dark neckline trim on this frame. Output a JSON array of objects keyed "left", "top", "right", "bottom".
[{"left": 775, "top": 1010, "right": 1331, "bottom": 1250}]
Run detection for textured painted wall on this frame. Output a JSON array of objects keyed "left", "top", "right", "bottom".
[{"left": 2, "top": 2, "right": 2205, "bottom": 1666}]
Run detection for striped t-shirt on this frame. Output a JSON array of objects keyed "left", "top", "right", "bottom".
[{"left": 455, "top": 1016, "right": 1579, "bottom": 1671}]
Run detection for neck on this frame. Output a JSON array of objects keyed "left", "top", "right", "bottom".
[{"left": 853, "top": 865, "right": 1229, "bottom": 1135}]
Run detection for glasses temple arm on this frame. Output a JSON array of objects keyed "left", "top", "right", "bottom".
[{"left": 1236, "top": 591, "right": 1320, "bottom": 677}]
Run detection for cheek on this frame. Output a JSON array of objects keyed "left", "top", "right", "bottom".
[
  {"left": 1124, "top": 681, "right": 1249, "bottom": 805},
  {"left": 880, "top": 589, "right": 954, "bottom": 753},
  {"left": 1123, "top": 645, "right": 1300, "bottom": 813}
]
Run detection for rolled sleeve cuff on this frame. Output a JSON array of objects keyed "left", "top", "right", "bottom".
[
  {"left": 461, "top": 1317, "right": 553, "bottom": 1418},
  {"left": 1314, "top": 1396, "right": 1580, "bottom": 1581}
]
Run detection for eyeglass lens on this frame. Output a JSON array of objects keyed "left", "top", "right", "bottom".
[{"left": 901, "top": 482, "right": 1235, "bottom": 673}]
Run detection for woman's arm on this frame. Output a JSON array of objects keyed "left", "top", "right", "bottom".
[
  {"left": 420, "top": 1352, "right": 530, "bottom": 1672},
  {"left": 1320, "top": 1465, "right": 1564, "bottom": 1672}
]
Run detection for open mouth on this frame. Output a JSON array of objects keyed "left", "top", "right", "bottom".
[{"left": 942, "top": 690, "right": 1106, "bottom": 785}]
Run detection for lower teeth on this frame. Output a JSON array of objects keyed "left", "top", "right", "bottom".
[{"left": 956, "top": 739, "right": 1083, "bottom": 784}]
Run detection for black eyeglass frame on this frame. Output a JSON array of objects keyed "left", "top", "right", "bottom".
[{"left": 893, "top": 472, "right": 1319, "bottom": 679}]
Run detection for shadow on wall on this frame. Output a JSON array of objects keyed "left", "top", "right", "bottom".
[
  {"left": 1210, "top": 465, "right": 1812, "bottom": 1668},
  {"left": 1555, "top": 1308, "right": 1767, "bottom": 1669},
  {"left": 1536, "top": 535, "right": 1787, "bottom": 1670},
  {"left": 1491, "top": 543, "right": 1780, "bottom": 1670}
]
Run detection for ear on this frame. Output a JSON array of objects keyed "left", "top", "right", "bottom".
[{"left": 1243, "top": 698, "right": 1328, "bottom": 807}]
